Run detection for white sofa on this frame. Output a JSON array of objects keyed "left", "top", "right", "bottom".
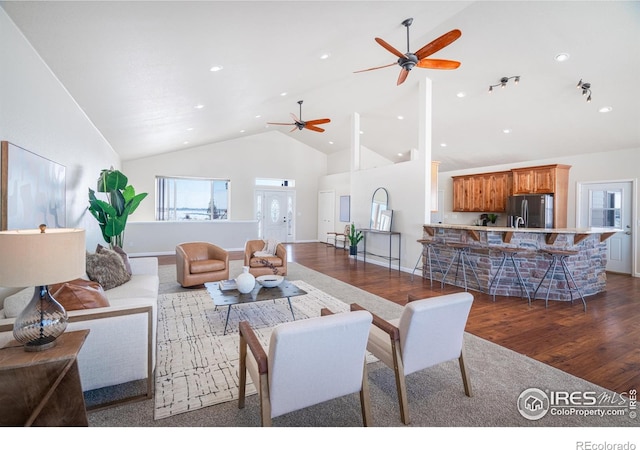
[{"left": 0, "top": 257, "right": 159, "bottom": 400}]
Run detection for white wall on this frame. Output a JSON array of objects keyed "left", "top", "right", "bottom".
[
  {"left": 122, "top": 131, "right": 327, "bottom": 244},
  {"left": 319, "top": 159, "right": 427, "bottom": 271},
  {"left": 327, "top": 145, "right": 393, "bottom": 175},
  {"left": 0, "top": 9, "right": 120, "bottom": 248}
]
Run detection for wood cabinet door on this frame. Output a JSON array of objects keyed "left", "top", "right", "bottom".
[
  {"left": 485, "top": 172, "right": 510, "bottom": 212},
  {"left": 452, "top": 177, "right": 466, "bottom": 211},
  {"left": 532, "top": 166, "right": 556, "bottom": 193},
  {"left": 512, "top": 169, "right": 533, "bottom": 194}
]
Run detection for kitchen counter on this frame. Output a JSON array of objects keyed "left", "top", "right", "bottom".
[
  {"left": 423, "top": 223, "right": 620, "bottom": 245},
  {"left": 418, "top": 223, "right": 621, "bottom": 303}
]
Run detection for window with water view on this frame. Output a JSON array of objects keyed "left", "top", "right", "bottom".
[{"left": 156, "top": 176, "right": 229, "bottom": 220}]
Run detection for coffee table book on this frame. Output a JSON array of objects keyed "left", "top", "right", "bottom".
[{"left": 219, "top": 279, "right": 237, "bottom": 291}]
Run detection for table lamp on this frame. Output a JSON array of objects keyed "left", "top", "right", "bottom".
[{"left": 0, "top": 226, "right": 86, "bottom": 351}]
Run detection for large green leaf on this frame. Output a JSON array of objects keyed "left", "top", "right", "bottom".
[
  {"left": 97, "top": 168, "right": 128, "bottom": 192},
  {"left": 126, "top": 192, "right": 148, "bottom": 215}
]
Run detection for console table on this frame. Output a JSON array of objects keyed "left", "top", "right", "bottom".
[
  {"left": 360, "top": 229, "right": 402, "bottom": 272},
  {"left": 0, "top": 329, "right": 89, "bottom": 426}
]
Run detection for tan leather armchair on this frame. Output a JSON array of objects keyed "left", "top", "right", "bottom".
[
  {"left": 244, "top": 239, "right": 287, "bottom": 277},
  {"left": 176, "top": 242, "right": 229, "bottom": 287}
]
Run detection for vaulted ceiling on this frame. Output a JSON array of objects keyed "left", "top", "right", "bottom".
[{"left": 3, "top": 1, "right": 639, "bottom": 172}]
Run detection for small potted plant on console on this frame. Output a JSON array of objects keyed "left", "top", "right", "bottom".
[{"left": 347, "top": 223, "right": 363, "bottom": 256}]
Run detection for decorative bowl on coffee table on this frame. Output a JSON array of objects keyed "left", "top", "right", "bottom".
[{"left": 256, "top": 275, "right": 284, "bottom": 288}]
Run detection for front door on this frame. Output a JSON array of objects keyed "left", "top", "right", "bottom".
[
  {"left": 578, "top": 181, "right": 633, "bottom": 274},
  {"left": 256, "top": 190, "right": 292, "bottom": 243}
]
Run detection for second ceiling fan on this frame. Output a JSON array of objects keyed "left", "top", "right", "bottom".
[
  {"left": 355, "top": 18, "right": 462, "bottom": 85},
  {"left": 267, "top": 100, "right": 331, "bottom": 133}
]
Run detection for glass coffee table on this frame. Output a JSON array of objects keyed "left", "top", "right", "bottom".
[{"left": 204, "top": 280, "right": 307, "bottom": 335}]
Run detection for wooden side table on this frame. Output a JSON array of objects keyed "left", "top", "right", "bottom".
[{"left": 0, "top": 329, "right": 90, "bottom": 426}]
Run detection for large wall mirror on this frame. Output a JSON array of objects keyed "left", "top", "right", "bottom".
[{"left": 370, "top": 187, "right": 392, "bottom": 231}]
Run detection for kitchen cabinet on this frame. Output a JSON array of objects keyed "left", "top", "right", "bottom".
[
  {"left": 452, "top": 171, "right": 512, "bottom": 212},
  {"left": 512, "top": 164, "right": 570, "bottom": 195},
  {"left": 511, "top": 164, "right": 571, "bottom": 227}
]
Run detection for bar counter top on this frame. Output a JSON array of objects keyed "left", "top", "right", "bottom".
[{"left": 423, "top": 223, "right": 621, "bottom": 245}]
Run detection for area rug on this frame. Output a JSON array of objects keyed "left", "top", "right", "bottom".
[{"left": 154, "top": 280, "right": 357, "bottom": 420}]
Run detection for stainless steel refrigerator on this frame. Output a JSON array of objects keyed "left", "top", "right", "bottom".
[{"left": 506, "top": 194, "right": 554, "bottom": 228}]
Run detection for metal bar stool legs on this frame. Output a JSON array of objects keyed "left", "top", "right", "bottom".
[
  {"left": 411, "top": 239, "right": 443, "bottom": 286},
  {"left": 441, "top": 243, "right": 482, "bottom": 292},
  {"left": 488, "top": 248, "right": 531, "bottom": 303},
  {"left": 533, "top": 249, "right": 586, "bottom": 311}
]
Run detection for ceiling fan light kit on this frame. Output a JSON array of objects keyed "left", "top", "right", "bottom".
[{"left": 355, "top": 18, "right": 462, "bottom": 85}]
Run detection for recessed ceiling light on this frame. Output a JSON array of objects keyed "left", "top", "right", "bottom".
[
  {"left": 456, "top": 92, "right": 466, "bottom": 98},
  {"left": 329, "top": 141, "right": 334, "bottom": 145},
  {"left": 554, "top": 53, "right": 570, "bottom": 62},
  {"left": 440, "top": 143, "right": 447, "bottom": 147},
  {"left": 503, "top": 128, "right": 512, "bottom": 134},
  {"left": 186, "top": 127, "right": 194, "bottom": 131},
  {"left": 320, "top": 52, "right": 331, "bottom": 60},
  {"left": 359, "top": 130, "right": 364, "bottom": 135},
  {"left": 255, "top": 115, "right": 262, "bottom": 119},
  {"left": 240, "top": 129, "right": 246, "bottom": 133},
  {"left": 397, "top": 152, "right": 403, "bottom": 156},
  {"left": 397, "top": 115, "right": 404, "bottom": 120},
  {"left": 183, "top": 141, "right": 189, "bottom": 145},
  {"left": 280, "top": 92, "right": 287, "bottom": 97},
  {"left": 194, "top": 104, "right": 204, "bottom": 109},
  {"left": 599, "top": 106, "right": 613, "bottom": 113},
  {"left": 209, "top": 65, "right": 223, "bottom": 72}
]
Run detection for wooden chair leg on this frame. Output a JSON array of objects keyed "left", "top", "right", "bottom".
[
  {"left": 359, "top": 363, "right": 372, "bottom": 427},
  {"left": 238, "top": 334, "right": 247, "bottom": 409},
  {"left": 459, "top": 346, "right": 472, "bottom": 397},
  {"left": 391, "top": 341, "right": 410, "bottom": 425}
]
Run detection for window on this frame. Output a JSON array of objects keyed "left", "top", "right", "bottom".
[
  {"left": 255, "top": 178, "right": 295, "bottom": 187},
  {"left": 589, "top": 189, "right": 621, "bottom": 227},
  {"left": 156, "top": 176, "right": 229, "bottom": 221}
]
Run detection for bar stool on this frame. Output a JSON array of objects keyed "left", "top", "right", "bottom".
[
  {"left": 488, "top": 247, "right": 531, "bottom": 303},
  {"left": 533, "top": 248, "right": 586, "bottom": 311},
  {"left": 411, "top": 238, "right": 443, "bottom": 286},
  {"left": 441, "top": 243, "right": 482, "bottom": 292}
]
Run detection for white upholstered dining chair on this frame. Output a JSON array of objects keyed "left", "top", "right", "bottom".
[
  {"left": 237, "top": 309, "right": 373, "bottom": 426},
  {"left": 351, "top": 292, "right": 474, "bottom": 425}
]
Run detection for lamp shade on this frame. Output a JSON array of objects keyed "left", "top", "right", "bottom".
[{"left": 0, "top": 228, "right": 86, "bottom": 287}]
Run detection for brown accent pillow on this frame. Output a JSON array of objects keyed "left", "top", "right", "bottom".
[
  {"left": 50, "top": 279, "right": 110, "bottom": 311},
  {"left": 96, "top": 244, "right": 132, "bottom": 275},
  {"left": 86, "top": 248, "right": 131, "bottom": 290}
]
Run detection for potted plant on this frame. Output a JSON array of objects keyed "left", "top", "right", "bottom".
[
  {"left": 88, "top": 167, "right": 147, "bottom": 249},
  {"left": 487, "top": 213, "right": 499, "bottom": 225},
  {"left": 347, "top": 223, "right": 363, "bottom": 256}
]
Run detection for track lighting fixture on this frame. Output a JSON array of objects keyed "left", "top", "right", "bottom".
[
  {"left": 488, "top": 76, "right": 520, "bottom": 92},
  {"left": 576, "top": 79, "right": 592, "bottom": 102}
]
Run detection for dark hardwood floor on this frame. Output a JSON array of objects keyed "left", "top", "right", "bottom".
[{"left": 160, "top": 242, "right": 640, "bottom": 394}]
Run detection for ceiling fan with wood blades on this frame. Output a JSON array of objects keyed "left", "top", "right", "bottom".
[
  {"left": 267, "top": 100, "right": 331, "bottom": 133},
  {"left": 355, "top": 18, "right": 462, "bottom": 85}
]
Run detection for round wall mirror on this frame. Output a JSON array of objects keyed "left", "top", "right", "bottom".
[{"left": 370, "top": 187, "right": 389, "bottom": 230}]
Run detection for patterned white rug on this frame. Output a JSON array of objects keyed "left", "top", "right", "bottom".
[{"left": 154, "top": 280, "right": 355, "bottom": 420}]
